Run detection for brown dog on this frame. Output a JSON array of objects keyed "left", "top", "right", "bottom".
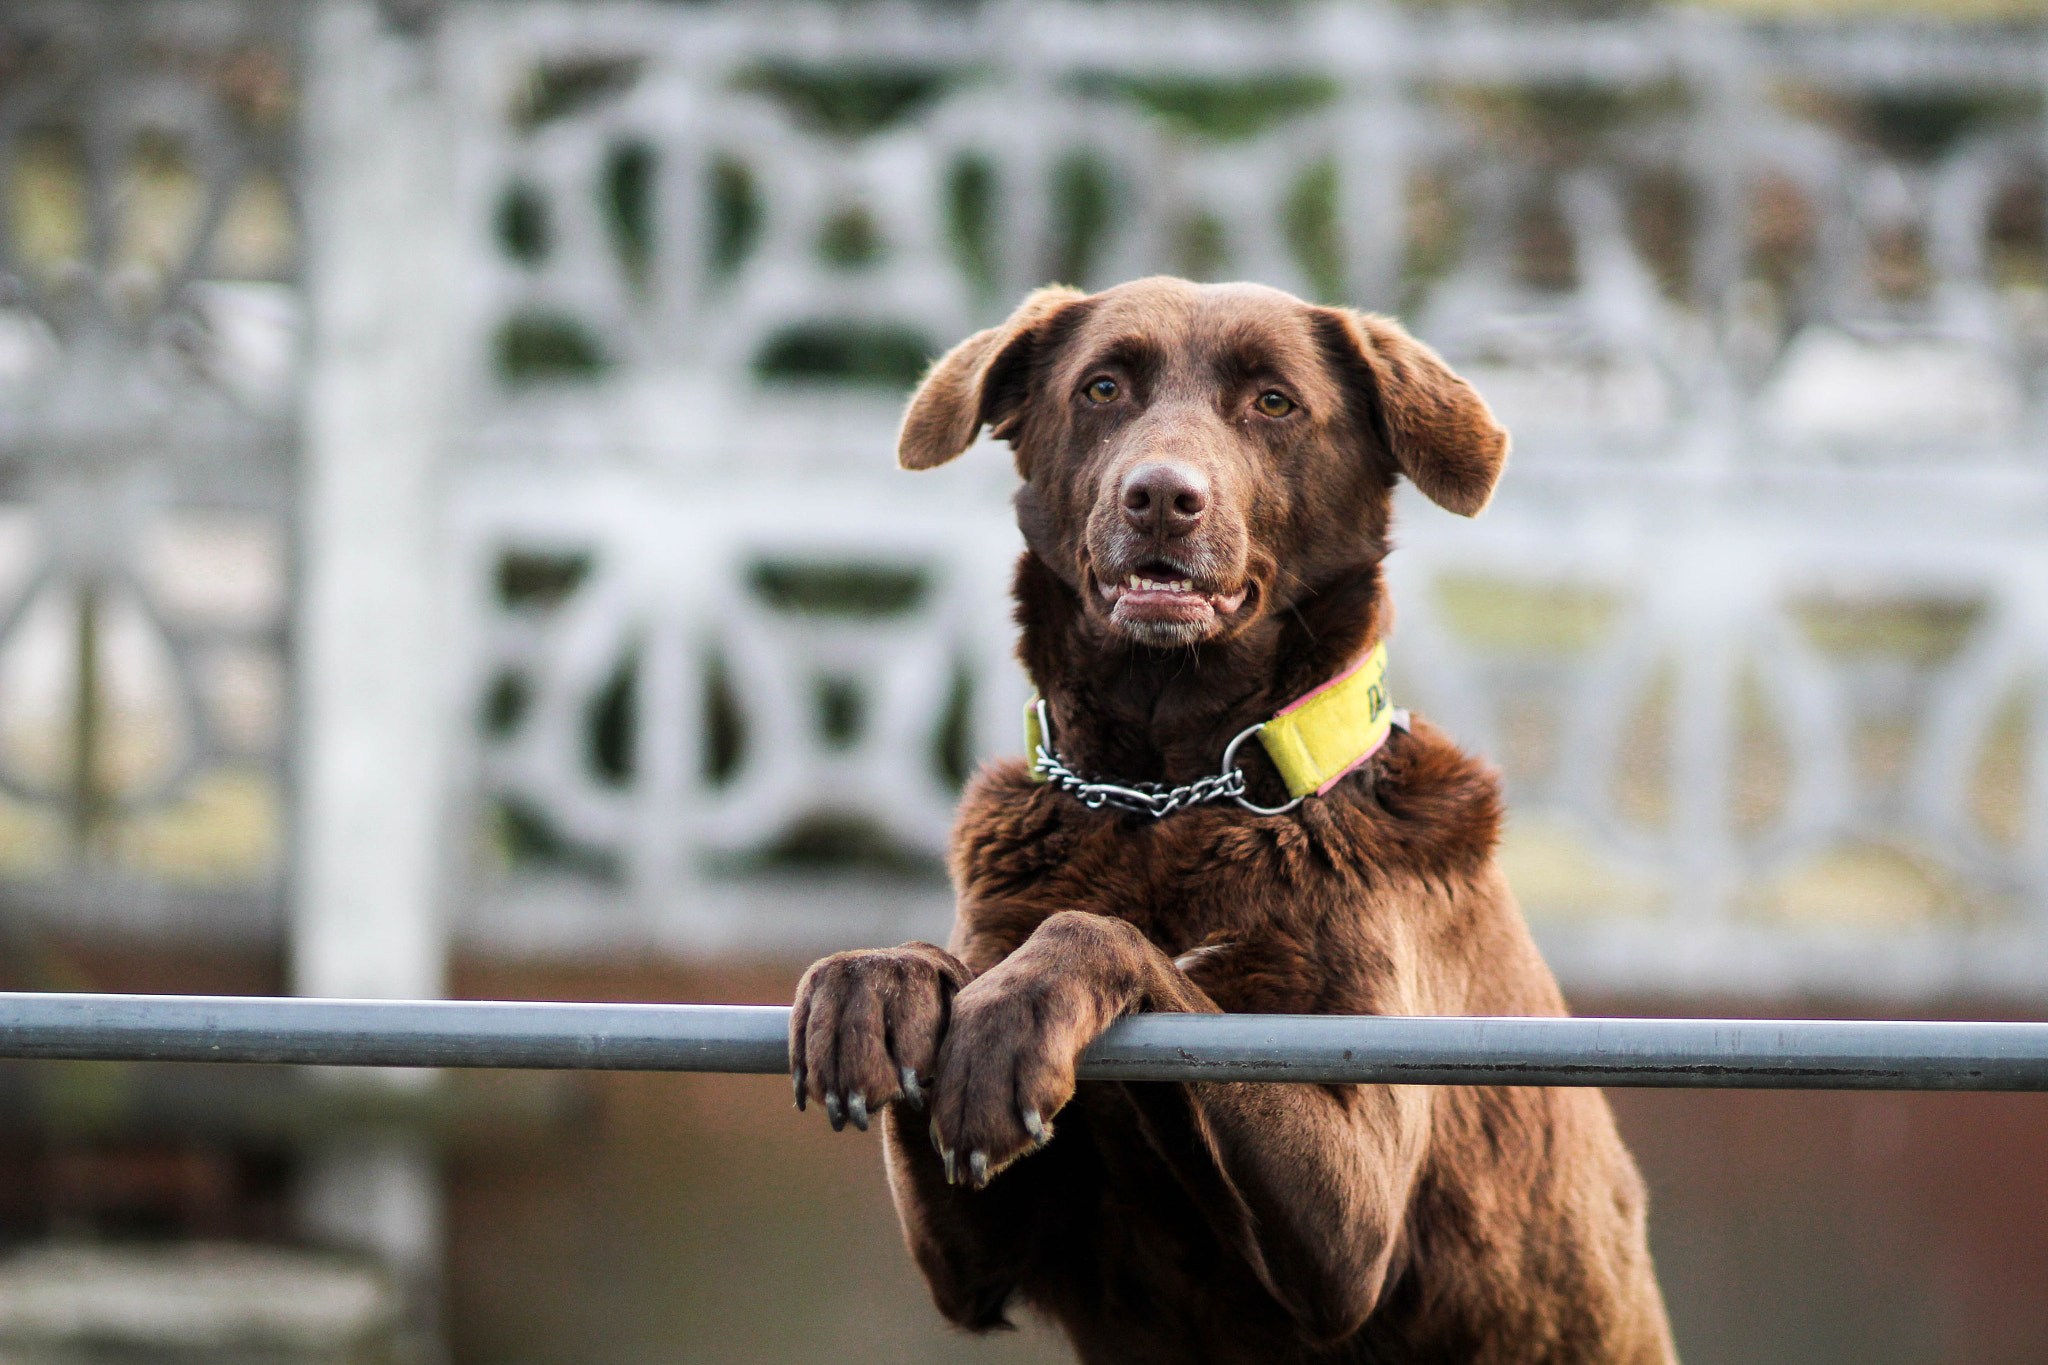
[{"left": 790, "top": 277, "right": 1677, "bottom": 1364}]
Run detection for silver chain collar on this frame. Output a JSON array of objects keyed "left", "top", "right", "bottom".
[{"left": 1030, "top": 699, "right": 1303, "bottom": 818}]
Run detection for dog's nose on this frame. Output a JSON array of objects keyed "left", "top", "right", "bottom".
[{"left": 1120, "top": 463, "right": 1209, "bottom": 539}]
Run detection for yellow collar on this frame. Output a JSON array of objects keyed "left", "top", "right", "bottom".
[{"left": 1025, "top": 641, "right": 1404, "bottom": 817}]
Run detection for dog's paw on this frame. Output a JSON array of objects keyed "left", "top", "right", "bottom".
[
  {"left": 925, "top": 978, "right": 1081, "bottom": 1189},
  {"left": 790, "top": 943, "right": 972, "bottom": 1132}
]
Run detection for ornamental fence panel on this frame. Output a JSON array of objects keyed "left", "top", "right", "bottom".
[
  {"left": 11, "top": 0, "right": 2048, "bottom": 997},
  {"left": 0, "top": 1, "right": 298, "bottom": 942},
  {"left": 443, "top": 3, "right": 2048, "bottom": 995}
]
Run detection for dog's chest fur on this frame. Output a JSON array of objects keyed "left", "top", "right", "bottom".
[{"left": 946, "top": 723, "right": 1515, "bottom": 1012}]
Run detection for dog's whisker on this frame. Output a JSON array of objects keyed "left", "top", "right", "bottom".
[{"left": 1173, "top": 942, "right": 1237, "bottom": 972}]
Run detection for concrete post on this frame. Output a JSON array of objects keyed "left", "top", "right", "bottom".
[{"left": 292, "top": 0, "right": 461, "bottom": 1293}]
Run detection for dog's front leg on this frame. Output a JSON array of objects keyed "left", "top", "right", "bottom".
[
  {"left": 929, "top": 909, "right": 1432, "bottom": 1345},
  {"left": 790, "top": 941, "right": 1045, "bottom": 1330},
  {"left": 1117, "top": 1053, "right": 1434, "bottom": 1343}
]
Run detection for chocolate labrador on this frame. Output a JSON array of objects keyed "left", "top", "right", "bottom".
[{"left": 789, "top": 277, "right": 1677, "bottom": 1364}]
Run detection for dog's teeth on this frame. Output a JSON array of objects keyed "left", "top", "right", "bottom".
[{"left": 1128, "top": 574, "right": 1141, "bottom": 589}]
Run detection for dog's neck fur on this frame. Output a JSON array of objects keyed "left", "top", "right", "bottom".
[{"left": 1015, "top": 551, "right": 1391, "bottom": 799}]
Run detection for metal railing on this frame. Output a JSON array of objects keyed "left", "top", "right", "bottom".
[{"left": 6, "top": 992, "right": 2048, "bottom": 1090}]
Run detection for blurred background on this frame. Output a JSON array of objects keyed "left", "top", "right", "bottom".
[{"left": 1, "top": 0, "right": 2047, "bottom": 1360}]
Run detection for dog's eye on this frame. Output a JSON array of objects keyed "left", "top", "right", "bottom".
[
  {"left": 1085, "top": 378, "right": 1120, "bottom": 404},
  {"left": 1255, "top": 390, "right": 1295, "bottom": 418}
]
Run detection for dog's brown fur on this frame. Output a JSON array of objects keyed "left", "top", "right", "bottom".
[{"left": 791, "top": 278, "right": 1677, "bottom": 1364}]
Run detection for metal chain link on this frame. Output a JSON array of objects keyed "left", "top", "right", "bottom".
[
  {"left": 1030, "top": 699, "right": 1285, "bottom": 818},
  {"left": 1031, "top": 739, "right": 1251, "bottom": 818},
  {"left": 1030, "top": 699, "right": 1406, "bottom": 819}
]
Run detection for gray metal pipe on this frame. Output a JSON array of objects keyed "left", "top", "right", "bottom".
[{"left": 1, "top": 993, "right": 2046, "bottom": 1089}]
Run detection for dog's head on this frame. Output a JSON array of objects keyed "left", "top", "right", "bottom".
[{"left": 899, "top": 276, "right": 1506, "bottom": 649}]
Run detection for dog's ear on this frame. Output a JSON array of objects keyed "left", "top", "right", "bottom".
[
  {"left": 1314, "top": 308, "right": 1508, "bottom": 517},
  {"left": 899, "top": 285, "right": 1088, "bottom": 470}
]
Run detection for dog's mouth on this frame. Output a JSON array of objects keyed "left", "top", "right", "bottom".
[{"left": 1095, "top": 560, "right": 1250, "bottom": 638}]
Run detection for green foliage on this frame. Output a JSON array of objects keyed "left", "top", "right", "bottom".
[
  {"left": 818, "top": 205, "right": 885, "bottom": 268},
  {"left": 933, "top": 663, "right": 975, "bottom": 790},
  {"left": 494, "top": 313, "right": 609, "bottom": 384},
  {"left": 743, "top": 814, "right": 942, "bottom": 879},
  {"left": 1857, "top": 92, "right": 2037, "bottom": 163},
  {"left": 947, "top": 155, "right": 999, "bottom": 296},
  {"left": 605, "top": 140, "right": 658, "bottom": 290},
  {"left": 1175, "top": 211, "right": 1228, "bottom": 282},
  {"left": 589, "top": 653, "right": 635, "bottom": 786},
  {"left": 484, "top": 671, "right": 530, "bottom": 737},
  {"left": 737, "top": 63, "right": 953, "bottom": 138},
  {"left": 491, "top": 798, "right": 620, "bottom": 881},
  {"left": 495, "top": 551, "right": 592, "bottom": 608},
  {"left": 814, "top": 676, "right": 865, "bottom": 748},
  {"left": 1077, "top": 73, "right": 1337, "bottom": 141},
  {"left": 1451, "top": 80, "right": 1689, "bottom": 159},
  {"left": 1792, "top": 596, "right": 1986, "bottom": 664},
  {"left": 1050, "top": 153, "right": 1112, "bottom": 287},
  {"left": 709, "top": 156, "right": 763, "bottom": 277},
  {"left": 1434, "top": 575, "right": 1621, "bottom": 654},
  {"left": 1284, "top": 158, "right": 1343, "bottom": 301},
  {"left": 512, "top": 57, "right": 642, "bottom": 131},
  {"left": 1515, "top": 81, "right": 1660, "bottom": 139},
  {"left": 749, "top": 562, "right": 929, "bottom": 616},
  {"left": 495, "top": 182, "right": 550, "bottom": 265},
  {"left": 754, "top": 322, "right": 934, "bottom": 388},
  {"left": 703, "top": 652, "right": 746, "bottom": 786}
]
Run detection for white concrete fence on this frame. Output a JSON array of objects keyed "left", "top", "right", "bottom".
[{"left": 1, "top": 0, "right": 2046, "bottom": 1010}]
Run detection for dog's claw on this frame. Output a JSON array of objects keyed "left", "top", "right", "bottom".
[
  {"left": 824, "top": 1093, "right": 845, "bottom": 1132},
  {"left": 1022, "top": 1108, "right": 1050, "bottom": 1147},
  {"left": 899, "top": 1065, "right": 924, "bottom": 1110},
  {"left": 847, "top": 1092, "right": 870, "bottom": 1131},
  {"left": 792, "top": 1070, "right": 806, "bottom": 1111},
  {"left": 968, "top": 1150, "right": 990, "bottom": 1188},
  {"left": 942, "top": 1148, "right": 957, "bottom": 1185}
]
